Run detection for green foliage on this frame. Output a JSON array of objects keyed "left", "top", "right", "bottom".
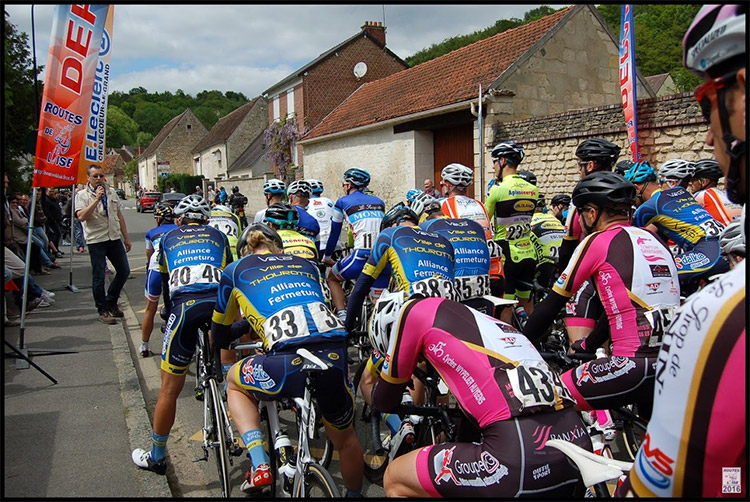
[
  {"left": 106, "top": 105, "right": 139, "bottom": 148},
  {"left": 123, "top": 159, "right": 138, "bottom": 190},
  {"left": 157, "top": 173, "right": 204, "bottom": 194},
  {"left": 135, "top": 131, "right": 154, "bottom": 148}
]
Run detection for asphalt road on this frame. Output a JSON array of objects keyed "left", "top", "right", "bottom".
[{"left": 118, "top": 199, "right": 385, "bottom": 497}]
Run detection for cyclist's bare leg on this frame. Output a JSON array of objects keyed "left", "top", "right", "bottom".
[
  {"left": 519, "top": 295, "right": 534, "bottom": 316},
  {"left": 152, "top": 371, "right": 188, "bottom": 435},
  {"left": 327, "top": 274, "right": 346, "bottom": 312},
  {"left": 324, "top": 423, "right": 363, "bottom": 493},
  {"left": 359, "top": 368, "right": 377, "bottom": 406},
  {"left": 383, "top": 449, "right": 430, "bottom": 497},
  {"left": 567, "top": 325, "right": 593, "bottom": 347},
  {"left": 141, "top": 298, "right": 158, "bottom": 344},
  {"left": 226, "top": 372, "right": 262, "bottom": 432},
  {"left": 499, "top": 303, "right": 513, "bottom": 324}
]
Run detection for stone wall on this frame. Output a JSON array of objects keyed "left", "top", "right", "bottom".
[
  {"left": 156, "top": 110, "right": 208, "bottom": 176},
  {"left": 215, "top": 175, "right": 269, "bottom": 217},
  {"left": 227, "top": 99, "right": 268, "bottom": 167}
]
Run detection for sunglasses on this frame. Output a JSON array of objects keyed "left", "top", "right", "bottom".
[
  {"left": 694, "top": 70, "right": 738, "bottom": 121},
  {"left": 577, "top": 161, "right": 588, "bottom": 169},
  {"left": 90, "top": 174, "right": 105, "bottom": 179}
]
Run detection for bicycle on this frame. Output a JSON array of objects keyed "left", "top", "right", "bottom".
[
  {"left": 546, "top": 438, "right": 633, "bottom": 497},
  {"left": 232, "top": 341, "right": 340, "bottom": 497}
]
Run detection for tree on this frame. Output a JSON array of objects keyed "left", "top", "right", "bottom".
[
  {"left": 123, "top": 159, "right": 138, "bottom": 190},
  {"left": 135, "top": 131, "right": 154, "bottom": 148},
  {"left": 106, "top": 105, "right": 139, "bottom": 148}
]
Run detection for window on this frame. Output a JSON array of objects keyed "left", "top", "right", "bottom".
[
  {"left": 273, "top": 96, "right": 280, "bottom": 122},
  {"left": 187, "top": 124, "right": 192, "bottom": 130},
  {"left": 287, "top": 89, "right": 295, "bottom": 117}
]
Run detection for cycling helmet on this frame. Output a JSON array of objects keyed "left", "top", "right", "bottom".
[
  {"left": 287, "top": 180, "right": 312, "bottom": 199},
  {"left": 575, "top": 138, "right": 621, "bottom": 166},
  {"left": 306, "top": 179, "right": 324, "bottom": 195},
  {"left": 719, "top": 220, "right": 745, "bottom": 256},
  {"left": 683, "top": 4, "right": 746, "bottom": 76},
  {"left": 263, "top": 178, "right": 286, "bottom": 195},
  {"left": 212, "top": 204, "right": 232, "bottom": 213},
  {"left": 614, "top": 160, "right": 634, "bottom": 177},
  {"left": 441, "top": 163, "right": 473, "bottom": 187},
  {"left": 551, "top": 194, "right": 571, "bottom": 206},
  {"left": 380, "top": 203, "right": 418, "bottom": 231},
  {"left": 154, "top": 203, "right": 174, "bottom": 221},
  {"left": 517, "top": 170, "right": 537, "bottom": 186},
  {"left": 263, "top": 202, "right": 299, "bottom": 229},
  {"left": 491, "top": 141, "right": 525, "bottom": 165},
  {"left": 232, "top": 186, "right": 240, "bottom": 193},
  {"left": 343, "top": 168, "right": 371, "bottom": 188},
  {"left": 369, "top": 290, "right": 408, "bottom": 356},
  {"left": 406, "top": 188, "right": 423, "bottom": 203},
  {"left": 658, "top": 159, "right": 694, "bottom": 181},
  {"left": 536, "top": 195, "right": 547, "bottom": 209},
  {"left": 572, "top": 171, "right": 636, "bottom": 208},
  {"left": 174, "top": 194, "right": 211, "bottom": 221},
  {"left": 691, "top": 159, "right": 723, "bottom": 181},
  {"left": 624, "top": 161, "right": 658, "bottom": 183},
  {"left": 236, "top": 223, "right": 284, "bottom": 257},
  {"left": 410, "top": 192, "right": 439, "bottom": 218}
]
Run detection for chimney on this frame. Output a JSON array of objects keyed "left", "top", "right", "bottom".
[{"left": 361, "top": 20, "right": 386, "bottom": 46}]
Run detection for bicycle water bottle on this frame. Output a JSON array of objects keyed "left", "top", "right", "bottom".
[
  {"left": 514, "top": 305, "right": 528, "bottom": 327},
  {"left": 595, "top": 348, "right": 607, "bottom": 359},
  {"left": 274, "top": 431, "right": 296, "bottom": 478}
]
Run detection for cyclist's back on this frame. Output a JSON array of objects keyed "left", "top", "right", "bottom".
[
  {"left": 208, "top": 204, "right": 242, "bottom": 260},
  {"left": 325, "top": 189, "right": 384, "bottom": 257},
  {"left": 529, "top": 210, "right": 564, "bottom": 289}
]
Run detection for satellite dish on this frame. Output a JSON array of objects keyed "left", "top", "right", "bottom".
[{"left": 353, "top": 62, "right": 368, "bottom": 79}]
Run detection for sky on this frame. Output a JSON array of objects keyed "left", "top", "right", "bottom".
[{"left": 5, "top": 4, "right": 546, "bottom": 99}]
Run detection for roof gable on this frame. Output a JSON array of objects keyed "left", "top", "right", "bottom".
[
  {"left": 227, "top": 133, "right": 267, "bottom": 174},
  {"left": 192, "top": 97, "right": 259, "bottom": 153},
  {"left": 138, "top": 109, "right": 190, "bottom": 159},
  {"left": 645, "top": 73, "right": 669, "bottom": 93},
  {"left": 304, "top": 6, "right": 574, "bottom": 141}
]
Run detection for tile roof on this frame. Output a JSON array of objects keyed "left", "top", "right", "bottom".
[
  {"left": 304, "top": 6, "right": 574, "bottom": 141},
  {"left": 102, "top": 153, "right": 120, "bottom": 175},
  {"left": 228, "top": 133, "right": 270, "bottom": 174},
  {"left": 191, "top": 97, "right": 260, "bottom": 153},
  {"left": 645, "top": 72, "right": 670, "bottom": 93},
  {"left": 138, "top": 109, "right": 189, "bottom": 159}
]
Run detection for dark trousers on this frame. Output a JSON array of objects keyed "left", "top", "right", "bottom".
[{"left": 88, "top": 239, "right": 130, "bottom": 314}]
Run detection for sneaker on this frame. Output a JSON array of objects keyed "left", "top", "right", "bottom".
[
  {"left": 41, "top": 292, "right": 55, "bottom": 305},
  {"left": 105, "top": 266, "right": 113, "bottom": 275},
  {"left": 240, "top": 463, "right": 272, "bottom": 492},
  {"left": 43, "top": 290, "right": 56, "bottom": 299},
  {"left": 336, "top": 309, "right": 347, "bottom": 323},
  {"left": 389, "top": 421, "right": 415, "bottom": 459},
  {"left": 98, "top": 311, "right": 117, "bottom": 324},
  {"left": 77, "top": 246, "right": 85, "bottom": 253},
  {"left": 48, "top": 262, "right": 61, "bottom": 269},
  {"left": 26, "top": 297, "right": 43, "bottom": 312},
  {"left": 4, "top": 318, "right": 20, "bottom": 327},
  {"left": 38, "top": 299, "right": 52, "bottom": 308},
  {"left": 131, "top": 448, "right": 166, "bottom": 475},
  {"left": 139, "top": 341, "right": 151, "bottom": 357},
  {"left": 109, "top": 304, "right": 125, "bottom": 318},
  {"left": 55, "top": 251, "right": 64, "bottom": 258}
]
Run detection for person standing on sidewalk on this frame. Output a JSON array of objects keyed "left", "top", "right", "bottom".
[{"left": 75, "top": 164, "right": 132, "bottom": 324}]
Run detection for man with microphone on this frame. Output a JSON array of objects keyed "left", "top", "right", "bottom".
[{"left": 75, "top": 164, "right": 132, "bottom": 324}]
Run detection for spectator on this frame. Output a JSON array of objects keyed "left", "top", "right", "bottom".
[
  {"left": 7, "top": 193, "right": 47, "bottom": 275},
  {"left": 43, "top": 187, "right": 64, "bottom": 256},
  {"left": 194, "top": 185, "right": 203, "bottom": 197},
  {"left": 75, "top": 165, "right": 132, "bottom": 324},
  {"left": 422, "top": 178, "right": 438, "bottom": 197},
  {"left": 64, "top": 188, "right": 86, "bottom": 252},
  {"left": 205, "top": 185, "right": 215, "bottom": 205}
]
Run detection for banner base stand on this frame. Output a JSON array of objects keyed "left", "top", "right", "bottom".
[
  {"left": 4, "top": 342, "right": 59, "bottom": 384},
  {"left": 66, "top": 284, "right": 81, "bottom": 293}
]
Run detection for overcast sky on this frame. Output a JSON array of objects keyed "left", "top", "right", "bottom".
[{"left": 6, "top": 4, "right": 548, "bottom": 99}]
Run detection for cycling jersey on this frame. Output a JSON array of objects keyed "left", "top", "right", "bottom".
[
  {"left": 252, "top": 207, "right": 267, "bottom": 224},
  {"left": 144, "top": 222, "right": 178, "bottom": 302},
  {"left": 277, "top": 228, "right": 318, "bottom": 263},
  {"left": 485, "top": 174, "right": 539, "bottom": 262},
  {"left": 618, "top": 259, "right": 746, "bottom": 497},
  {"left": 293, "top": 205, "right": 320, "bottom": 244},
  {"left": 323, "top": 190, "right": 385, "bottom": 260},
  {"left": 158, "top": 223, "right": 233, "bottom": 306},
  {"left": 530, "top": 212, "right": 564, "bottom": 266},
  {"left": 307, "top": 195, "right": 336, "bottom": 254},
  {"left": 693, "top": 186, "right": 742, "bottom": 226},
  {"left": 212, "top": 253, "right": 347, "bottom": 352},
  {"left": 207, "top": 207, "right": 242, "bottom": 260}
]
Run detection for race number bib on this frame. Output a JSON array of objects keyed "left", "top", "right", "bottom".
[
  {"left": 698, "top": 219, "right": 724, "bottom": 238},
  {"left": 208, "top": 216, "right": 239, "bottom": 238},
  {"left": 507, "top": 361, "right": 574, "bottom": 411},
  {"left": 169, "top": 264, "right": 222, "bottom": 289},
  {"left": 506, "top": 223, "right": 529, "bottom": 241},
  {"left": 411, "top": 277, "right": 459, "bottom": 301},
  {"left": 263, "top": 305, "right": 310, "bottom": 350},
  {"left": 454, "top": 275, "right": 490, "bottom": 300}
]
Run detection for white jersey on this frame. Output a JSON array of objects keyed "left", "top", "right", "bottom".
[
  {"left": 253, "top": 207, "right": 267, "bottom": 224},
  {"left": 307, "top": 196, "right": 335, "bottom": 249}
]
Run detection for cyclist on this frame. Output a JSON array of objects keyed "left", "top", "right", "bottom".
[
  {"left": 306, "top": 178, "right": 338, "bottom": 257},
  {"left": 207, "top": 204, "right": 242, "bottom": 260},
  {"left": 262, "top": 202, "right": 319, "bottom": 262},
  {"left": 439, "top": 163, "right": 505, "bottom": 309},
  {"left": 228, "top": 186, "right": 248, "bottom": 227},
  {"left": 618, "top": 8, "right": 746, "bottom": 496},
  {"left": 614, "top": 159, "right": 634, "bottom": 177},
  {"left": 211, "top": 223, "right": 364, "bottom": 496},
  {"left": 322, "top": 168, "right": 386, "bottom": 322},
  {"left": 523, "top": 172, "right": 680, "bottom": 419},
  {"left": 139, "top": 203, "right": 178, "bottom": 357},
  {"left": 485, "top": 141, "right": 539, "bottom": 324},
  {"left": 253, "top": 178, "right": 286, "bottom": 224},
  {"left": 690, "top": 158, "right": 742, "bottom": 225},
  {"left": 719, "top": 220, "right": 745, "bottom": 268},
  {"left": 550, "top": 194, "right": 571, "bottom": 224},
  {"left": 370, "top": 292, "right": 589, "bottom": 497},
  {"left": 530, "top": 195, "right": 565, "bottom": 291},
  {"left": 132, "top": 195, "right": 233, "bottom": 475},
  {"left": 286, "top": 180, "right": 321, "bottom": 252},
  {"left": 624, "top": 160, "right": 729, "bottom": 296},
  {"left": 405, "top": 188, "right": 423, "bottom": 207}
]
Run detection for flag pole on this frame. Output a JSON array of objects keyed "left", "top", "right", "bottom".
[
  {"left": 478, "top": 84, "right": 484, "bottom": 203},
  {"left": 67, "top": 184, "right": 80, "bottom": 293}
]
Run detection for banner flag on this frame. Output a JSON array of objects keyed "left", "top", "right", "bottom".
[
  {"left": 619, "top": 4, "right": 642, "bottom": 162},
  {"left": 80, "top": 5, "right": 114, "bottom": 173},
  {"left": 32, "top": 4, "right": 110, "bottom": 188}
]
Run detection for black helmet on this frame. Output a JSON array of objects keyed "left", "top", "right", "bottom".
[
  {"left": 572, "top": 172, "right": 635, "bottom": 208},
  {"left": 263, "top": 202, "right": 299, "bottom": 229},
  {"left": 236, "top": 223, "right": 284, "bottom": 257},
  {"left": 691, "top": 159, "right": 723, "bottom": 181},
  {"left": 491, "top": 141, "right": 525, "bottom": 165},
  {"left": 536, "top": 194, "right": 546, "bottom": 208},
  {"left": 517, "top": 170, "right": 537, "bottom": 186},
  {"left": 343, "top": 168, "right": 371, "bottom": 188},
  {"left": 154, "top": 203, "right": 175, "bottom": 221},
  {"left": 575, "top": 138, "right": 621, "bottom": 167},
  {"left": 380, "top": 203, "right": 418, "bottom": 231},
  {"left": 232, "top": 186, "right": 240, "bottom": 193},
  {"left": 551, "top": 194, "right": 571, "bottom": 206},
  {"left": 614, "top": 160, "right": 634, "bottom": 177}
]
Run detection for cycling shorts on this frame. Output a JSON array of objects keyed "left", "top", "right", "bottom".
[
  {"left": 674, "top": 238, "right": 729, "bottom": 289},
  {"left": 331, "top": 248, "right": 390, "bottom": 288},
  {"left": 498, "top": 240, "right": 536, "bottom": 299},
  {"left": 561, "top": 356, "right": 656, "bottom": 420},
  {"left": 232, "top": 342, "right": 355, "bottom": 430},
  {"left": 161, "top": 295, "right": 216, "bottom": 375},
  {"left": 415, "top": 408, "right": 589, "bottom": 497},
  {"left": 565, "top": 279, "right": 600, "bottom": 329},
  {"left": 144, "top": 268, "right": 162, "bottom": 303}
]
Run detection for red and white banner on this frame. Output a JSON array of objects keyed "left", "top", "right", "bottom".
[
  {"left": 32, "top": 4, "right": 111, "bottom": 188},
  {"left": 619, "top": 4, "right": 642, "bottom": 162}
]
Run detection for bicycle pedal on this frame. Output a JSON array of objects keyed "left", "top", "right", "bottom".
[
  {"left": 230, "top": 444, "right": 244, "bottom": 457},
  {"left": 194, "top": 388, "right": 204, "bottom": 401}
]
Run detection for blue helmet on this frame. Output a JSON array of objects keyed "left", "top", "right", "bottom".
[
  {"left": 343, "top": 168, "right": 371, "bottom": 188},
  {"left": 624, "top": 161, "right": 658, "bottom": 183},
  {"left": 263, "top": 178, "right": 286, "bottom": 195},
  {"left": 406, "top": 189, "right": 423, "bottom": 203}
]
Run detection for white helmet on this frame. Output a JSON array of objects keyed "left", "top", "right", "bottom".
[
  {"left": 410, "top": 192, "right": 439, "bottom": 218},
  {"left": 441, "top": 163, "right": 473, "bottom": 187},
  {"left": 174, "top": 194, "right": 211, "bottom": 221},
  {"left": 306, "top": 179, "right": 324, "bottom": 195},
  {"left": 658, "top": 159, "right": 694, "bottom": 181},
  {"left": 719, "top": 220, "right": 745, "bottom": 256},
  {"left": 212, "top": 204, "right": 232, "bottom": 213},
  {"left": 263, "top": 178, "right": 286, "bottom": 195},
  {"left": 368, "top": 290, "right": 408, "bottom": 356}
]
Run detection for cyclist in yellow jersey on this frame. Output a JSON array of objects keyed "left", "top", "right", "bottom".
[
  {"left": 262, "top": 202, "right": 319, "bottom": 263},
  {"left": 208, "top": 204, "right": 242, "bottom": 260}
]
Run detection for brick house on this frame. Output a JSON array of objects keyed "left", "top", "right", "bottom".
[
  {"left": 262, "top": 21, "right": 409, "bottom": 176},
  {"left": 137, "top": 109, "right": 207, "bottom": 191},
  {"left": 299, "top": 5, "right": 653, "bottom": 207},
  {"left": 191, "top": 97, "right": 268, "bottom": 188}
]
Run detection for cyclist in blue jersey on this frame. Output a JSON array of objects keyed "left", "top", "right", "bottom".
[
  {"left": 211, "top": 224, "right": 364, "bottom": 496},
  {"left": 132, "top": 195, "right": 233, "bottom": 475},
  {"left": 253, "top": 178, "right": 286, "bottom": 224},
  {"left": 322, "top": 168, "right": 387, "bottom": 322},
  {"left": 624, "top": 160, "right": 729, "bottom": 295},
  {"left": 286, "top": 180, "right": 321, "bottom": 253},
  {"left": 139, "top": 203, "right": 178, "bottom": 357}
]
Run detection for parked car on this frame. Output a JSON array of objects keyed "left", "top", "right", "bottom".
[
  {"left": 159, "top": 192, "right": 186, "bottom": 209},
  {"left": 114, "top": 188, "right": 126, "bottom": 200},
  {"left": 136, "top": 191, "right": 161, "bottom": 212}
]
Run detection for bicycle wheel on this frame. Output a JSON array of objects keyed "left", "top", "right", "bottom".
[
  {"left": 263, "top": 406, "right": 278, "bottom": 498},
  {"left": 208, "top": 377, "right": 232, "bottom": 497},
  {"left": 292, "top": 462, "right": 340, "bottom": 497},
  {"left": 352, "top": 358, "right": 390, "bottom": 483},
  {"left": 619, "top": 407, "right": 647, "bottom": 461},
  {"left": 307, "top": 403, "right": 334, "bottom": 469}
]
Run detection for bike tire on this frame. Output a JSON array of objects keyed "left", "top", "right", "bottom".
[
  {"left": 352, "top": 358, "right": 390, "bottom": 484},
  {"left": 208, "top": 378, "right": 232, "bottom": 497},
  {"left": 263, "top": 406, "right": 279, "bottom": 498},
  {"left": 308, "top": 404, "right": 334, "bottom": 469},
  {"left": 620, "top": 411, "right": 647, "bottom": 462},
  {"left": 292, "top": 462, "right": 340, "bottom": 498}
]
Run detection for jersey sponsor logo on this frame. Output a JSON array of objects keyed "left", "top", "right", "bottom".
[
  {"left": 576, "top": 362, "right": 594, "bottom": 385},
  {"left": 513, "top": 200, "right": 536, "bottom": 212},
  {"left": 291, "top": 356, "right": 302, "bottom": 365},
  {"left": 532, "top": 425, "right": 552, "bottom": 450},
  {"left": 434, "top": 446, "right": 460, "bottom": 485},
  {"left": 674, "top": 252, "right": 709, "bottom": 270},
  {"left": 240, "top": 360, "right": 276, "bottom": 389},
  {"left": 433, "top": 446, "right": 508, "bottom": 487},
  {"left": 646, "top": 282, "right": 661, "bottom": 292},
  {"left": 508, "top": 189, "right": 536, "bottom": 197},
  {"left": 649, "top": 264, "right": 672, "bottom": 277},
  {"left": 501, "top": 336, "right": 517, "bottom": 345},
  {"left": 532, "top": 464, "right": 551, "bottom": 480},
  {"left": 636, "top": 433, "right": 674, "bottom": 490},
  {"left": 328, "top": 352, "right": 339, "bottom": 361}
]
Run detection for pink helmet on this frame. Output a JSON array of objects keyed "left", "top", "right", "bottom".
[{"left": 683, "top": 5, "right": 746, "bottom": 76}]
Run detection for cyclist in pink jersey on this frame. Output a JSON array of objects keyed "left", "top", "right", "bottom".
[
  {"left": 523, "top": 172, "right": 680, "bottom": 418},
  {"left": 370, "top": 292, "right": 590, "bottom": 498}
]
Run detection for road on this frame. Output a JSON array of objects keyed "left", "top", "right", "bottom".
[{"left": 118, "top": 198, "right": 385, "bottom": 497}]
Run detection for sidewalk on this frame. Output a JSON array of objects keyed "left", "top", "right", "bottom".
[{"left": 3, "top": 251, "right": 171, "bottom": 498}]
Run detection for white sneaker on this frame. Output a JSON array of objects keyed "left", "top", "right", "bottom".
[
  {"left": 41, "top": 292, "right": 55, "bottom": 305},
  {"left": 131, "top": 448, "right": 167, "bottom": 475},
  {"left": 388, "top": 420, "right": 415, "bottom": 461},
  {"left": 139, "top": 341, "right": 151, "bottom": 357},
  {"left": 38, "top": 299, "right": 53, "bottom": 308},
  {"left": 43, "top": 290, "right": 56, "bottom": 299}
]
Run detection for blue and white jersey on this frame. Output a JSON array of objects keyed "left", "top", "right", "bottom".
[
  {"left": 324, "top": 190, "right": 385, "bottom": 259},
  {"left": 145, "top": 223, "right": 178, "bottom": 272}
]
